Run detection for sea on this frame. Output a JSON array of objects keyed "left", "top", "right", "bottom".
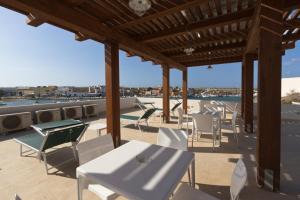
[{"left": 0, "top": 96, "right": 240, "bottom": 107}]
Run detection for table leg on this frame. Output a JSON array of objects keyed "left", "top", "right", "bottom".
[
  {"left": 219, "top": 118, "right": 222, "bottom": 147},
  {"left": 98, "top": 129, "right": 101, "bottom": 136},
  {"left": 191, "top": 158, "right": 195, "bottom": 188},
  {"left": 77, "top": 176, "right": 83, "bottom": 200}
]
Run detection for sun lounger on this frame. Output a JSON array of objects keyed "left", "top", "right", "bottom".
[
  {"left": 14, "top": 120, "right": 88, "bottom": 174},
  {"left": 120, "top": 108, "right": 157, "bottom": 132},
  {"left": 156, "top": 102, "right": 182, "bottom": 121}
]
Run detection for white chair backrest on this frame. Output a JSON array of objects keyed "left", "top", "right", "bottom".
[
  {"left": 15, "top": 194, "right": 22, "bottom": 200},
  {"left": 192, "top": 114, "right": 214, "bottom": 133},
  {"left": 232, "top": 111, "right": 238, "bottom": 133},
  {"left": 230, "top": 159, "right": 247, "bottom": 200},
  {"left": 77, "top": 134, "right": 114, "bottom": 165},
  {"left": 204, "top": 104, "right": 218, "bottom": 112},
  {"left": 177, "top": 107, "right": 184, "bottom": 126},
  {"left": 198, "top": 100, "right": 205, "bottom": 112},
  {"left": 157, "top": 128, "right": 188, "bottom": 151}
]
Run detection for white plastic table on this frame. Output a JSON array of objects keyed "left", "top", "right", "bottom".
[
  {"left": 158, "top": 127, "right": 188, "bottom": 151},
  {"left": 88, "top": 123, "right": 107, "bottom": 136},
  {"left": 76, "top": 140, "right": 195, "bottom": 200}
]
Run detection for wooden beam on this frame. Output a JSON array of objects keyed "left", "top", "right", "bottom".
[
  {"left": 64, "top": 0, "right": 87, "bottom": 6},
  {"left": 105, "top": 41, "right": 121, "bottom": 147},
  {"left": 246, "top": 0, "right": 294, "bottom": 53},
  {"left": 170, "top": 41, "right": 246, "bottom": 58},
  {"left": 116, "top": 0, "right": 209, "bottom": 30},
  {"left": 159, "top": 31, "right": 247, "bottom": 53},
  {"left": 26, "top": 13, "right": 43, "bottom": 27},
  {"left": 75, "top": 32, "right": 88, "bottom": 41},
  {"left": 243, "top": 53, "right": 255, "bottom": 133},
  {"left": 256, "top": 0, "right": 283, "bottom": 191},
  {"left": 137, "top": 8, "right": 254, "bottom": 43},
  {"left": 282, "top": 41, "right": 295, "bottom": 50},
  {"left": 162, "top": 65, "right": 170, "bottom": 123},
  {"left": 285, "top": 18, "right": 300, "bottom": 29},
  {"left": 0, "top": 0, "right": 183, "bottom": 69},
  {"left": 183, "top": 55, "right": 243, "bottom": 67},
  {"left": 182, "top": 68, "right": 188, "bottom": 114},
  {"left": 284, "top": 0, "right": 300, "bottom": 10},
  {"left": 283, "top": 31, "right": 300, "bottom": 41}
]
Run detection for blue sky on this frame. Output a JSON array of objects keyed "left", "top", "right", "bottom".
[{"left": 0, "top": 7, "right": 299, "bottom": 88}]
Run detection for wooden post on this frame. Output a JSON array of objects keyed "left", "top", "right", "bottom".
[
  {"left": 256, "top": 0, "right": 283, "bottom": 191},
  {"left": 105, "top": 41, "right": 121, "bottom": 147},
  {"left": 162, "top": 65, "right": 170, "bottom": 123},
  {"left": 241, "top": 64, "right": 245, "bottom": 120},
  {"left": 182, "top": 68, "right": 188, "bottom": 114},
  {"left": 243, "top": 54, "right": 254, "bottom": 133}
]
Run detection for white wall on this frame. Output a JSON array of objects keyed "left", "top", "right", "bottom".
[
  {"left": 282, "top": 77, "right": 300, "bottom": 97},
  {"left": 0, "top": 97, "right": 137, "bottom": 116}
]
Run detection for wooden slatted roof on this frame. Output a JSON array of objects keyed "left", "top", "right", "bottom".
[{"left": 0, "top": 0, "right": 300, "bottom": 69}]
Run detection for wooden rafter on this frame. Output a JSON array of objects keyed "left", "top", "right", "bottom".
[
  {"left": 246, "top": 0, "right": 299, "bottom": 53},
  {"left": 284, "top": 0, "right": 300, "bottom": 10},
  {"left": 26, "top": 13, "right": 44, "bottom": 27},
  {"left": 159, "top": 30, "right": 247, "bottom": 53},
  {"left": 137, "top": 8, "right": 254, "bottom": 43},
  {"left": 75, "top": 32, "right": 88, "bottom": 41},
  {"left": 0, "top": 0, "right": 183, "bottom": 69},
  {"left": 285, "top": 18, "right": 300, "bottom": 29},
  {"left": 116, "top": 0, "right": 209, "bottom": 30},
  {"left": 64, "top": 0, "right": 87, "bottom": 6},
  {"left": 169, "top": 41, "right": 246, "bottom": 58},
  {"left": 1, "top": 0, "right": 300, "bottom": 68},
  {"left": 283, "top": 31, "right": 300, "bottom": 41},
  {"left": 183, "top": 55, "right": 243, "bottom": 67}
]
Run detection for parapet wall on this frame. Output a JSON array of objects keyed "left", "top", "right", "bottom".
[{"left": 0, "top": 97, "right": 137, "bottom": 117}]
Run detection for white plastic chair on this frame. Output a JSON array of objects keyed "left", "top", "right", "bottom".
[
  {"left": 191, "top": 114, "right": 218, "bottom": 149},
  {"left": 157, "top": 127, "right": 191, "bottom": 185},
  {"left": 15, "top": 194, "right": 22, "bottom": 200},
  {"left": 172, "top": 159, "right": 247, "bottom": 200},
  {"left": 77, "top": 134, "right": 119, "bottom": 200},
  {"left": 177, "top": 107, "right": 194, "bottom": 131},
  {"left": 198, "top": 100, "right": 205, "bottom": 112},
  {"left": 232, "top": 111, "right": 238, "bottom": 144},
  {"left": 206, "top": 102, "right": 226, "bottom": 119}
]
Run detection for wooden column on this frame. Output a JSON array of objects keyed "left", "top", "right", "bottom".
[
  {"left": 105, "top": 41, "right": 121, "bottom": 147},
  {"left": 256, "top": 0, "right": 283, "bottom": 191},
  {"left": 241, "top": 64, "right": 246, "bottom": 120},
  {"left": 243, "top": 54, "right": 254, "bottom": 133},
  {"left": 162, "top": 65, "right": 170, "bottom": 123},
  {"left": 182, "top": 68, "right": 188, "bottom": 114}
]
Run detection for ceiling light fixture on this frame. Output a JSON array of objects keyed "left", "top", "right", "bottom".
[
  {"left": 207, "top": 51, "right": 213, "bottom": 70},
  {"left": 129, "top": 0, "right": 152, "bottom": 16},
  {"left": 184, "top": 47, "right": 195, "bottom": 56}
]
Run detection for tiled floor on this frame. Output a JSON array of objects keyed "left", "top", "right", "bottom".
[{"left": 0, "top": 108, "right": 299, "bottom": 200}]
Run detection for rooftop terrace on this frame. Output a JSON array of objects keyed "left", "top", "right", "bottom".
[
  {"left": 0, "top": 106, "right": 299, "bottom": 200},
  {"left": 0, "top": 0, "right": 300, "bottom": 198}
]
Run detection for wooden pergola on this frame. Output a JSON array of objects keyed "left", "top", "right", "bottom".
[{"left": 1, "top": 0, "right": 300, "bottom": 192}]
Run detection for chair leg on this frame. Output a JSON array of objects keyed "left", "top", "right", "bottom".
[
  {"left": 20, "top": 144, "right": 23, "bottom": 157},
  {"left": 137, "top": 123, "right": 142, "bottom": 132},
  {"left": 72, "top": 143, "right": 78, "bottom": 162},
  {"left": 212, "top": 133, "right": 215, "bottom": 150},
  {"left": 37, "top": 152, "right": 42, "bottom": 162},
  {"left": 42, "top": 152, "right": 49, "bottom": 175},
  {"left": 188, "top": 167, "right": 191, "bottom": 186}
]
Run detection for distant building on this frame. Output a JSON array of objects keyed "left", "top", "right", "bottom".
[
  {"left": 0, "top": 87, "right": 17, "bottom": 97},
  {"left": 282, "top": 77, "right": 300, "bottom": 97},
  {"left": 35, "top": 86, "right": 57, "bottom": 97},
  {"left": 16, "top": 87, "right": 35, "bottom": 97}
]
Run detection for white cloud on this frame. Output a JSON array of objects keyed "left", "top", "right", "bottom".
[{"left": 283, "top": 58, "right": 300, "bottom": 67}]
